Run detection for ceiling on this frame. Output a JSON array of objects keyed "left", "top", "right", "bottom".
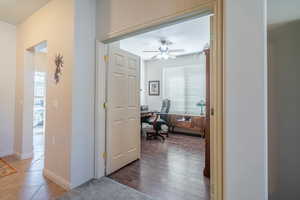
[
  {"left": 0, "top": 0, "right": 51, "bottom": 25},
  {"left": 120, "top": 15, "right": 210, "bottom": 60},
  {"left": 268, "top": 0, "right": 300, "bottom": 26}
]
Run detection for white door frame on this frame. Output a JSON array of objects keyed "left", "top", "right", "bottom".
[
  {"left": 19, "top": 50, "right": 35, "bottom": 160},
  {"left": 94, "top": 41, "right": 108, "bottom": 178}
]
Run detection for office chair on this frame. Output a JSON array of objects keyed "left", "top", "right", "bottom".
[{"left": 146, "top": 99, "right": 171, "bottom": 138}]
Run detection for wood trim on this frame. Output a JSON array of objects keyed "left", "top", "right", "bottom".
[
  {"left": 102, "top": 2, "right": 214, "bottom": 43},
  {"left": 203, "top": 48, "right": 211, "bottom": 178},
  {"left": 94, "top": 41, "right": 107, "bottom": 178},
  {"left": 210, "top": 1, "right": 224, "bottom": 199}
]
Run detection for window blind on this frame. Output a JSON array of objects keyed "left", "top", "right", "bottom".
[{"left": 163, "top": 54, "right": 206, "bottom": 115}]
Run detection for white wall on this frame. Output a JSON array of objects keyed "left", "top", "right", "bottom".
[
  {"left": 224, "top": 0, "right": 267, "bottom": 200},
  {"left": 0, "top": 21, "right": 16, "bottom": 157},
  {"left": 268, "top": 20, "right": 300, "bottom": 200},
  {"left": 71, "top": 0, "right": 96, "bottom": 188},
  {"left": 20, "top": 51, "right": 34, "bottom": 159},
  {"left": 96, "top": 0, "right": 268, "bottom": 199},
  {"left": 143, "top": 53, "right": 202, "bottom": 111}
]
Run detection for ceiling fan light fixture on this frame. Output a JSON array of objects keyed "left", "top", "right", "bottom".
[
  {"left": 156, "top": 54, "right": 162, "bottom": 59},
  {"left": 144, "top": 39, "right": 184, "bottom": 60},
  {"left": 160, "top": 44, "right": 168, "bottom": 52},
  {"left": 162, "top": 52, "right": 169, "bottom": 60},
  {"left": 169, "top": 54, "right": 176, "bottom": 59}
]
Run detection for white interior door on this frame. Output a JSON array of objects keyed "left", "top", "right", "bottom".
[{"left": 106, "top": 47, "right": 141, "bottom": 175}]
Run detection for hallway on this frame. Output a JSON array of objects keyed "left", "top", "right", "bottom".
[{"left": 0, "top": 150, "right": 65, "bottom": 199}]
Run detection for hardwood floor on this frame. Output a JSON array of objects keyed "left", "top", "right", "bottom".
[
  {"left": 109, "top": 133, "right": 210, "bottom": 200},
  {"left": 0, "top": 136, "right": 65, "bottom": 200}
]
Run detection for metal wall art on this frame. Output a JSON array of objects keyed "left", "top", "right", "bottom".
[{"left": 54, "top": 53, "right": 64, "bottom": 84}]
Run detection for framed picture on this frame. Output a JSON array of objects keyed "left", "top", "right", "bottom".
[{"left": 148, "top": 81, "right": 160, "bottom": 96}]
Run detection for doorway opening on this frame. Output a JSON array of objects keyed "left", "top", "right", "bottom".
[
  {"left": 32, "top": 41, "right": 48, "bottom": 159},
  {"left": 98, "top": 14, "right": 214, "bottom": 200},
  {"left": 33, "top": 71, "right": 46, "bottom": 152}
]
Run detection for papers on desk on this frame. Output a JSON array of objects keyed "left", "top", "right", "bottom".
[
  {"left": 142, "top": 123, "right": 153, "bottom": 129},
  {"left": 176, "top": 116, "right": 192, "bottom": 122}
]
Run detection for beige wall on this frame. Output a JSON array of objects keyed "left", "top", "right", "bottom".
[
  {"left": 96, "top": 0, "right": 211, "bottom": 40},
  {"left": 16, "top": 0, "right": 74, "bottom": 187},
  {"left": 0, "top": 21, "right": 16, "bottom": 157},
  {"left": 34, "top": 52, "right": 47, "bottom": 72},
  {"left": 16, "top": 0, "right": 96, "bottom": 189}
]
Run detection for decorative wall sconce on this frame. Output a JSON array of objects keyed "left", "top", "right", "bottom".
[{"left": 54, "top": 53, "right": 64, "bottom": 84}]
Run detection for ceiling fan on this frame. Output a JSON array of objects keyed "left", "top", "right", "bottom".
[{"left": 143, "top": 39, "right": 184, "bottom": 60}]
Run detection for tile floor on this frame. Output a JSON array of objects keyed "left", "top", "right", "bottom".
[{"left": 0, "top": 134, "right": 66, "bottom": 200}]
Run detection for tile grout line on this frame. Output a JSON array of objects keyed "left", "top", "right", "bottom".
[{"left": 30, "top": 184, "right": 44, "bottom": 200}]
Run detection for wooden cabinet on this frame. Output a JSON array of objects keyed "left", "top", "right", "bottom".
[{"left": 168, "top": 114, "right": 206, "bottom": 136}]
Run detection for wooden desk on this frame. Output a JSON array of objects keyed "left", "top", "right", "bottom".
[
  {"left": 167, "top": 114, "right": 206, "bottom": 136},
  {"left": 141, "top": 111, "right": 155, "bottom": 118},
  {"left": 141, "top": 111, "right": 156, "bottom": 125}
]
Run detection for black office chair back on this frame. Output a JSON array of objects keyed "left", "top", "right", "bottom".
[{"left": 160, "top": 99, "right": 170, "bottom": 121}]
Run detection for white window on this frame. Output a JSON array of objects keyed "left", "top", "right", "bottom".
[
  {"left": 163, "top": 54, "right": 206, "bottom": 115},
  {"left": 34, "top": 72, "right": 46, "bottom": 98}
]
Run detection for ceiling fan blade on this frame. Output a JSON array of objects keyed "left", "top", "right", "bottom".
[
  {"left": 169, "top": 49, "right": 185, "bottom": 52},
  {"left": 143, "top": 50, "right": 160, "bottom": 53},
  {"left": 168, "top": 54, "right": 177, "bottom": 59},
  {"left": 150, "top": 54, "right": 160, "bottom": 60}
]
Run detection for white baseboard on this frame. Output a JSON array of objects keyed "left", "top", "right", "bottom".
[
  {"left": 15, "top": 152, "right": 33, "bottom": 160},
  {"left": 43, "top": 168, "right": 71, "bottom": 190},
  {"left": 0, "top": 150, "right": 14, "bottom": 158},
  {"left": 14, "top": 152, "right": 21, "bottom": 159}
]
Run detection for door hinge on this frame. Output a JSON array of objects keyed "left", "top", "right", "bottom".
[
  {"left": 210, "top": 108, "right": 214, "bottom": 116},
  {"left": 211, "top": 183, "right": 215, "bottom": 195},
  {"left": 103, "top": 102, "right": 107, "bottom": 109},
  {"left": 104, "top": 55, "right": 109, "bottom": 63},
  {"left": 102, "top": 152, "right": 107, "bottom": 159}
]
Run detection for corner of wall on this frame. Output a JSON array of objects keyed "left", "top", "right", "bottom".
[{"left": 43, "top": 168, "right": 71, "bottom": 190}]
